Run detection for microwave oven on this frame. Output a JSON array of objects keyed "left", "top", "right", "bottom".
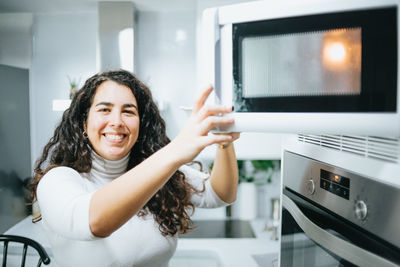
[{"left": 202, "top": 0, "right": 399, "bottom": 137}]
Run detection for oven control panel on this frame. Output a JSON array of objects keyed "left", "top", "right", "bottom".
[{"left": 320, "top": 169, "right": 350, "bottom": 200}]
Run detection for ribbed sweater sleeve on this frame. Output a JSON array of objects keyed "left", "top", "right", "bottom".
[
  {"left": 37, "top": 167, "right": 97, "bottom": 241},
  {"left": 180, "top": 165, "right": 229, "bottom": 208}
]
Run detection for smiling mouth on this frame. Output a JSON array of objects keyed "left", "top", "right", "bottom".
[{"left": 103, "top": 133, "right": 126, "bottom": 141}]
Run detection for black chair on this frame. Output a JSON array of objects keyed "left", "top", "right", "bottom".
[{"left": 0, "top": 235, "right": 50, "bottom": 267}]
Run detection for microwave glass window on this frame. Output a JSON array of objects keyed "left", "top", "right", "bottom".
[
  {"left": 233, "top": 7, "right": 396, "bottom": 112},
  {"left": 242, "top": 28, "right": 362, "bottom": 98}
]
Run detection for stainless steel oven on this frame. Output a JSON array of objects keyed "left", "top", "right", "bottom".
[{"left": 280, "top": 151, "right": 400, "bottom": 267}]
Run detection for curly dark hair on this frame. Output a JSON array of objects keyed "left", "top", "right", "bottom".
[{"left": 30, "top": 69, "right": 201, "bottom": 236}]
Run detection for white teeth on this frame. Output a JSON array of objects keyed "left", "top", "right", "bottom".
[{"left": 105, "top": 134, "right": 124, "bottom": 140}]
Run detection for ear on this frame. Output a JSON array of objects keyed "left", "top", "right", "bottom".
[
  {"left": 83, "top": 120, "right": 87, "bottom": 133},
  {"left": 82, "top": 120, "right": 89, "bottom": 139}
]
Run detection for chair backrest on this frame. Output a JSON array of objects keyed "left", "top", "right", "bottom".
[{"left": 0, "top": 235, "right": 50, "bottom": 267}]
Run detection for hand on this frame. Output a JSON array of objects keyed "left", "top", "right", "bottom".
[
  {"left": 214, "top": 132, "right": 240, "bottom": 149},
  {"left": 170, "top": 85, "right": 235, "bottom": 164}
]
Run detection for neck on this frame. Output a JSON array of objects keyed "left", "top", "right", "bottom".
[{"left": 90, "top": 150, "right": 130, "bottom": 181}]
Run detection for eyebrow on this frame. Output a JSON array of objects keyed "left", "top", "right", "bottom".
[{"left": 95, "top": 102, "right": 138, "bottom": 110}]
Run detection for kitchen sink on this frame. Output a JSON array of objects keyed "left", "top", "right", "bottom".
[
  {"left": 180, "top": 219, "right": 255, "bottom": 238},
  {"left": 170, "top": 250, "right": 222, "bottom": 267}
]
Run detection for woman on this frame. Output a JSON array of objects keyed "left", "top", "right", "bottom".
[{"left": 31, "top": 70, "right": 239, "bottom": 267}]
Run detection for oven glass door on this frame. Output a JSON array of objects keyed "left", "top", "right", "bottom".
[
  {"left": 233, "top": 7, "right": 397, "bottom": 112},
  {"left": 281, "top": 189, "right": 400, "bottom": 267}
]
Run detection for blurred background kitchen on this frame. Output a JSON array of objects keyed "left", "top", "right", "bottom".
[{"left": 0, "top": 0, "right": 282, "bottom": 266}]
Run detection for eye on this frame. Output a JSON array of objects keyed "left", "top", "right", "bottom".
[
  {"left": 123, "top": 110, "right": 136, "bottom": 115},
  {"left": 98, "top": 108, "right": 110, "bottom": 112}
]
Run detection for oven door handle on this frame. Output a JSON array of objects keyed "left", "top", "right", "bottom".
[{"left": 282, "top": 194, "right": 398, "bottom": 267}]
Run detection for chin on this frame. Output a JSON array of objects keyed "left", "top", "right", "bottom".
[
  {"left": 108, "top": 154, "right": 128, "bottom": 161},
  {"left": 101, "top": 149, "right": 130, "bottom": 161}
]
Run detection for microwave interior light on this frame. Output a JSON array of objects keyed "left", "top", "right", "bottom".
[
  {"left": 324, "top": 42, "right": 346, "bottom": 63},
  {"left": 322, "top": 28, "right": 361, "bottom": 72}
]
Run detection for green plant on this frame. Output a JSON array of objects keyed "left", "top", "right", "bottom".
[
  {"left": 240, "top": 159, "right": 280, "bottom": 184},
  {"left": 67, "top": 76, "right": 80, "bottom": 89},
  {"left": 237, "top": 159, "right": 254, "bottom": 183},
  {"left": 251, "top": 160, "right": 277, "bottom": 184},
  {"left": 68, "top": 76, "right": 81, "bottom": 99},
  {"left": 251, "top": 160, "right": 274, "bottom": 171},
  {"left": 208, "top": 159, "right": 280, "bottom": 185}
]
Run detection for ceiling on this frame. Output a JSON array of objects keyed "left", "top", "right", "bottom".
[{"left": 0, "top": 0, "right": 197, "bottom": 13}]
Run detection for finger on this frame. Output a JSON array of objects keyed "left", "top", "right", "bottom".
[
  {"left": 214, "top": 132, "right": 240, "bottom": 141},
  {"left": 196, "top": 104, "right": 233, "bottom": 121},
  {"left": 198, "top": 116, "right": 234, "bottom": 135},
  {"left": 231, "top": 132, "right": 240, "bottom": 140},
  {"left": 200, "top": 134, "right": 233, "bottom": 148},
  {"left": 193, "top": 84, "right": 213, "bottom": 112},
  {"left": 227, "top": 132, "right": 240, "bottom": 140}
]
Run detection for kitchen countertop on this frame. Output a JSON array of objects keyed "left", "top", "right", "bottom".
[
  {"left": 176, "top": 219, "right": 279, "bottom": 267},
  {"left": 4, "top": 216, "right": 279, "bottom": 267}
]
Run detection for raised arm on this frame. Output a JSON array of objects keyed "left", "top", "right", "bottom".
[{"left": 209, "top": 136, "right": 240, "bottom": 204}]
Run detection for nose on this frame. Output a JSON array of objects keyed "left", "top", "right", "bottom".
[{"left": 109, "top": 110, "right": 124, "bottom": 127}]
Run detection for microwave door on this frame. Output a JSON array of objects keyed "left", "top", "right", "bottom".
[
  {"left": 281, "top": 194, "right": 398, "bottom": 267},
  {"left": 205, "top": 4, "right": 399, "bottom": 136},
  {"left": 202, "top": 8, "right": 222, "bottom": 105}
]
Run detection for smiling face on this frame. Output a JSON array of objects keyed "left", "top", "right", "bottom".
[{"left": 85, "top": 80, "right": 140, "bottom": 161}]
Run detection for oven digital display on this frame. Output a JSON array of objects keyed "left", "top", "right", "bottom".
[{"left": 320, "top": 169, "right": 350, "bottom": 199}]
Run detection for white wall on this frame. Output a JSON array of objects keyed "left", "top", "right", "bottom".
[
  {"left": 135, "top": 10, "right": 197, "bottom": 139},
  {"left": 98, "top": 2, "right": 135, "bottom": 72},
  {"left": 30, "top": 12, "right": 97, "bottom": 167},
  {"left": 0, "top": 13, "right": 33, "bottom": 69}
]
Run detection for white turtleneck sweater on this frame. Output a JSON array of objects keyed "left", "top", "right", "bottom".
[{"left": 36, "top": 152, "right": 228, "bottom": 267}]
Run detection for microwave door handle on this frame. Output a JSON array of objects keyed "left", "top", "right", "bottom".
[
  {"left": 282, "top": 194, "right": 398, "bottom": 267},
  {"left": 202, "top": 7, "right": 221, "bottom": 104}
]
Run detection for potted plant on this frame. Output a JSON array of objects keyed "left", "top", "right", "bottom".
[
  {"left": 68, "top": 76, "right": 80, "bottom": 99},
  {"left": 208, "top": 159, "right": 280, "bottom": 219},
  {"left": 227, "top": 159, "right": 280, "bottom": 220}
]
